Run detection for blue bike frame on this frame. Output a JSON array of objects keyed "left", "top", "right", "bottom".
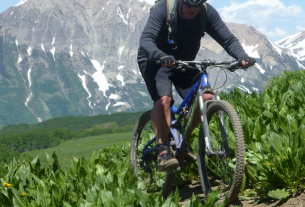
[{"left": 140, "top": 72, "right": 211, "bottom": 161}]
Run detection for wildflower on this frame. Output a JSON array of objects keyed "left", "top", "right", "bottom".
[
  {"left": 289, "top": 81, "right": 292, "bottom": 84},
  {"left": 215, "top": 131, "right": 219, "bottom": 134},
  {"left": 282, "top": 156, "right": 286, "bottom": 159},
  {"left": 268, "top": 162, "right": 271, "bottom": 166},
  {"left": 3, "top": 182, "right": 12, "bottom": 187},
  {"left": 266, "top": 87, "right": 270, "bottom": 93},
  {"left": 23, "top": 192, "right": 27, "bottom": 197}
]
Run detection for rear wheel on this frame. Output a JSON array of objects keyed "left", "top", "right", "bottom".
[
  {"left": 130, "top": 110, "right": 174, "bottom": 198},
  {"left": 197, "top": 100, "right": 245, "bottom": 206}
]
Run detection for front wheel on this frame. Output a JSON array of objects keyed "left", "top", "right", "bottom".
[
  {"left": 130, "top": 110, "right": 174, "bottom": 198},
  {"left": 197, "top": 100, "right": 245, "bottom": 206}
]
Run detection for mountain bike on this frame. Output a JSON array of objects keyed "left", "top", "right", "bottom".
[{"left": 130, "top": 59, "right": 247, "bottom": 206}]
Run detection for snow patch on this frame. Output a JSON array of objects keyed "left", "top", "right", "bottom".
[
  {"left": 109, "top": 94, "right": 119, "bottom": 99},
  {"left": 81, "top": 51, "right": 86, "bottom": 57},
  {"left": 116, "top": 74, "right": 125, "bottom": 86},
  {"left": 90, "top": 59, "right": 110, "bottom": 97},
  {"left": 41, "top": 44, "right": 45, "bottom": 52},
  {"left": 296, "top": 60, "right": 305, "bottom": 69},
  {"left": 113, "top": 102, "right": 125, "bottom": 107},
  {"left": 241, "top": 78, "right": 245, "bottom": 83},
  {"left": 238, "top": 84, "right": 251, "bottom": 93},
  {"left": 118, "top": 46, "right": 125, "bottom": 59},
  {"left": 52, "top": 37, "right": 55, "bottom": 45},
  {"left": 276, "top": 32, "right": 302, "bottom": 46},
  {"left": 50, "top": 47, "right": 56, "bottom": 60},
  {"left": 241, "top": 40, "right": 260, "bottom": 58},
  {"left": 15, "top": 40, "right": 18, "bottom": 47},
  {"left": 105, "top": 102, "right": 111, "bottom": 110},
  {"left": 11, "top": 11, "right": 14, "bottom": 16},
  {"left": 17, "top": 55, "right": 22, "bottom": 64},
  {"left": 14, "top": 0, "right": 28, "bottom": 7},
  {"left": 252, "top": 87, "right": 259, "bottom": 91},
  {"left": 267, "top": 38, "right": 282, "bottom": 57},
  {"left": 132, "top": 69, "right": 138, "bottom": 74},
  {"left": 118, "top": 65, "right": 124, "bottom": 70},
  {"left": 70, "top": 44, "right": 73, "bottom": 57},
  {"left": 25, "top": 68, "right": 33, "bottom": 106},
  {"left": 117, "top": 7, "right": 128, "bottom": 25},
  {"left": 255, "top": 63, "right": 265, "bottom": 74},
  {"left": 127, "top": 8, "right": 131, "bottom": 19},
  {"left": 78, "top": 74, "right": 93, "bottom": 109},
  {"left": 27, "top": 47, "right": 32, "bottom": 56},
  {"left": 37, "top": 118, "right": 42, "bottom": 122}
]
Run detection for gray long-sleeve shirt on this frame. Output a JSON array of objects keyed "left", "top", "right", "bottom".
[{"left": 137, "top": 0, "right": 247, "bottom": 63}]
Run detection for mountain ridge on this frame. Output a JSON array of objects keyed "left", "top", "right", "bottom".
[{"left": 0, "top": 0, "right": 303, "bottom": 127}]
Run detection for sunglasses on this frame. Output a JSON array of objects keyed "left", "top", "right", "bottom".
[{"left": 183, "top": 2, "right": 201, "bottom": 8}]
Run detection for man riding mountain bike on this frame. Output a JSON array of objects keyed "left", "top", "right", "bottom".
[{"left": 137, "top": 0, "right": 256, "bottom": 172}]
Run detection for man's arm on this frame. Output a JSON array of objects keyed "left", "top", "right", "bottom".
[
  {"left": 205, "top": 4, "right": 254, "bottom": 67},
  {"left": 139, "top": 0, "right": 167, "bottom": 62}
]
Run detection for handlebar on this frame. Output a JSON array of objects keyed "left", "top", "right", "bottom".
[{"left": 156, "top": 59, "right": 246, "bottom": 72}]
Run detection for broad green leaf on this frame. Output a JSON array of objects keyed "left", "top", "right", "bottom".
[
  {"left": 239, "top": 196, "right": 251, "bottom": 200},
  {"left": 0, "top": 192, "right": 12, "bottom": 206},
  {"left": 63, "top": 202, "right": 72, "bottom": 207},
  {"left": 12, "top": 188, "right": 27, "bottom": 207},
  {"left": 268, "top": 189, "right": 290, "bottom": 199}
]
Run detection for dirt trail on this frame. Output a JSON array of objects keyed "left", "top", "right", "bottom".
[{"left": 178, "top": 181, "right": 305, "bottom": 207}]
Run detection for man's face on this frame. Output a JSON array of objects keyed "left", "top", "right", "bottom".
[{"left": 178, "top": 0, "right": 200, "bottom": 20}]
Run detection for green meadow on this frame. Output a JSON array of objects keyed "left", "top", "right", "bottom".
[{"left": 21, "top": 132, "right": 132, "bottom": 169}]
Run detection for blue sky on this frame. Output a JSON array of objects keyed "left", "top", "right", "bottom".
[{"left": 1, "top": 0, "right": 304, "bottom": 42}]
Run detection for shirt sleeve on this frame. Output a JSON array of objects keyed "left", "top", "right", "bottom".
[
  {"left": 205, "top": 3, "right": 247, "bottom": 61},
  {"left": 139, "top": 0, "right": 167, "bottom": 62}
]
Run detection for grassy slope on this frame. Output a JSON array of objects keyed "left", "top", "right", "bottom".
[{"left": 21, "top": 132, "right": 132, "bottom": 169}]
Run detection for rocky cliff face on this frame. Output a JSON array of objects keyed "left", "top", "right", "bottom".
[{"left": 0, "top": 0, "right": 303, "bottom": 127}]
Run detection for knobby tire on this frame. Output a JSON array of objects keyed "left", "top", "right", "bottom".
[
  {"left": 197, "top": 100, "right": 245, "bottom": 206},
  {"left": 130, "top": 110, "right": 174, "bottom": 199}
]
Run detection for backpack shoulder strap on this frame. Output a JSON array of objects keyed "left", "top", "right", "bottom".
[{"left": 166, "top": 0, "right": 177, "bottom": 23}]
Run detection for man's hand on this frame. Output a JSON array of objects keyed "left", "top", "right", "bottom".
[
  {"left": 157, "top": 54, "right": 176, "bottom": 67},
  {"left": 239, "top": 56, "right": 256, "bottom": 68}
]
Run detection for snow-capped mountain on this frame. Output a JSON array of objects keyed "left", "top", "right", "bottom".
[
  {"left": 0, "top": 0, "right": 303, "bottom": 127},
  {"left": 275, "top": 31, "right": 305, "bottom": 69}
]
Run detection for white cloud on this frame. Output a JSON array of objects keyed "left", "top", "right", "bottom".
[
  {"left": 218, "top": 0, "right": 304, "bottom": 41},
  {"left": 258, "top": 27, "right": 288, "bottom": 39},
  {"left": 219, "top": 0, "right": 303, "bottom": 25}
]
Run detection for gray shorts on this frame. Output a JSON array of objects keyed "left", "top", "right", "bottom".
[{"left": 138, "top": 61, "right": 201, "bottom": 103}]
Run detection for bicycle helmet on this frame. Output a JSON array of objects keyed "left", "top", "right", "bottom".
[{"left": 182, "top": 0, "right": 207, "bottom": 6}]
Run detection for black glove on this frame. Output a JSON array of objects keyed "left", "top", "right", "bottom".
[
  {"left": 156, "top": 54, "right": 176, "bottom": 66},
  {"left": 238, "top": 55, "right": 256, "bottom": 67}
]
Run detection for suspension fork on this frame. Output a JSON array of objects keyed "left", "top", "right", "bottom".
[{"left": 197, "top": 90, "right": 215, "bottom": 156}]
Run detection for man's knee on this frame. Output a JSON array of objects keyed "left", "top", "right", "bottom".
[{"left": 154, "top": 95, "right": 172, "bottom": 109}]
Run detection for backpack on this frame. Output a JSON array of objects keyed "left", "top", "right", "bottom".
[{"left": 150, "top": 0, "right": 208, "bottom": 47}]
